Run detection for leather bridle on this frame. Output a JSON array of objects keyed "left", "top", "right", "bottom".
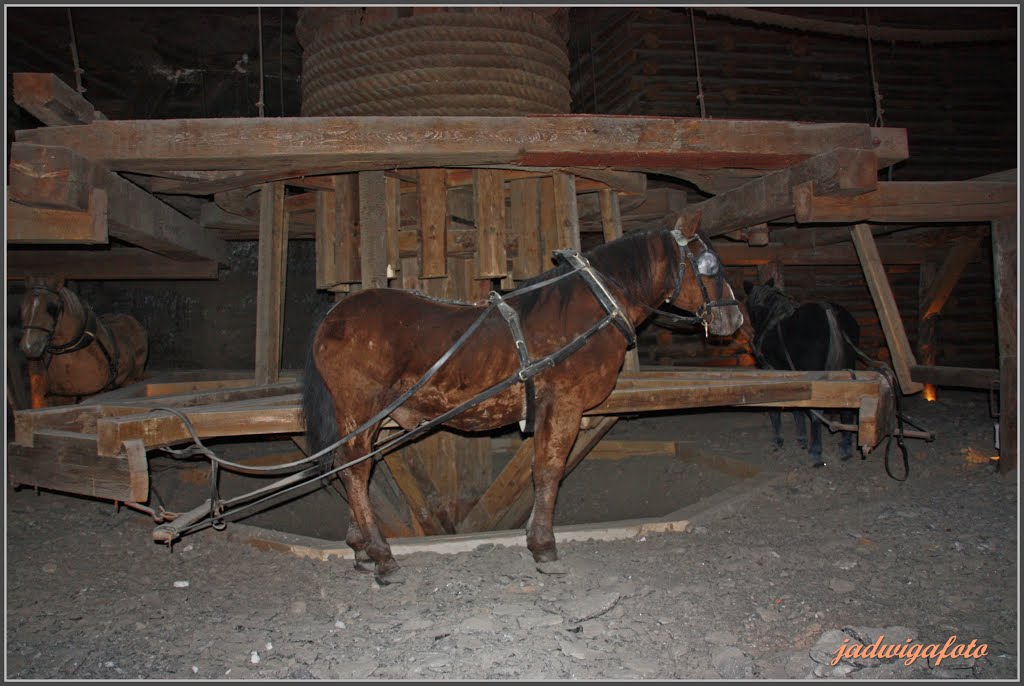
[{"left": 657, "top": 229, "right": 740, "bottom": 332}]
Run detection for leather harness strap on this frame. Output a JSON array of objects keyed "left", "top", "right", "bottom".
[{"left": 489, "top": 291, "right": 537, "bottom": 434}]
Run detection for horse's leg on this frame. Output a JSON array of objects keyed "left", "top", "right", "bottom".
[
  {"left": 808, "top": 412, "right": 825, "bottom": 467},
  {"left": 838, "top": 408, "right": 857, "bottom": 460},
  {"left": 793, "top": 409, "right": 808, "bottom": 450},
  {"left": 526, "top": 404, "right": 582, "bottom": 568},
  {"left": 336, "top": 430, "right": 401, "bottom": 584},
  {"left": 768, "top": 409, "right": 784, "bottom": 450}
]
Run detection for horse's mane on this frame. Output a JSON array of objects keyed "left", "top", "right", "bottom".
[
  {"left": 509, "top": 230, "right": 679, "bottom": 317},
  {"left": 746, "top": 285, "right": 797, "bottom": 332}
]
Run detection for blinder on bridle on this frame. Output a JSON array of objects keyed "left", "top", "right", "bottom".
[
  {"left": 21, "top": 285, "right": 97, "bottom": 354},
  {"left": 659, "top": 228, "right": 738, "bottom": 333}
]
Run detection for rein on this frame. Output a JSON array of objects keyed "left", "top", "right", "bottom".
[{"left": 23, "top": 286, "right": 121, "bottom": 394}]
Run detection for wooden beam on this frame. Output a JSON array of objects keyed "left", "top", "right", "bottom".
[
  {"left": 6, "top": 246, "right": 219, "bottom": 280},
  {"left": 358, "top": 171, "right": 388, "bottom": 290},
  {"left": 314, "top": 189, "right": 338, "bottom": 290},
  {"left": 551, "top": 171, "right": 582, "bottom": 252},
  {"left": 384, "top": 175, "right": 401, "bottom": 278},
  {"left": 909, "top": 364, "right": 999, "bottom": 389},
  {"left": 795, "top": 181, "right": 1017, "bottom": 224},
  {"left": 417, "top": 169, "right": 448, "bottom": 279},
  {"left": 509, "top": 178, "right": 543, "bottom": 278},
  {"left": 473, "top": 169, "right": 507, "bottom": 279},
  {"left": 333, "top": 174, "right": 361, "bottom": 284},
  {"left": 105, "top": 172, "right": 228, "bottom": 263},
  {"left": 991, "top": 217, "right": 1017, "bottom": 472},
  {"left": 714, "top": 241, "right": 943, "bottom": 266},
  {"left": 6, "top": 192, "right": 107, "bottom": 244},
  {"left": 850, "top": 223, "right": 924, "bottom": 394},
  {"left": 254, "top": 183, "right": 288, "bottom": 385},
  {"left": 8, "top": 143, "right": 100, "bottom": 210},
  {"left": 920, "top": 236, "right": 983, "bottom": 318},
  {"left": 12, "top": 72, "right": 105, "bottom": 126},
  {"left": 8, "top": 432, "right": 147, "bottom": 503},
  {"left": 16, "top": 115, "right": 895, "bottom": 174},
  {"left": 677, "top": 148, "right": 879, "bottom": 238}
]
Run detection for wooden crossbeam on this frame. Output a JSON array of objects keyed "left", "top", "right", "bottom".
[
  {"left": 15, "top": 115, "right": 898, "bottom": 175},
  {"left": 714, "top": 241, "right": 944, "bottom": 266},
  {"left": 8, "top": 143, "right": 100, "bottom": 210},
  {"left": 8, "top": 433, "right": 146, "bottom": 503},
  {"left": 909, "top": 364, "right": 999, "bottom": 389},
  {"left": 6, "top": 192, "right": 107, "bottom": 245},
  {"left": 12, "top": 73, "right": 105, "bottom": 126},
  {"left": 676, "top": 148, "right": 879, "bottom": 238},
  {"left": 6, "top": 246, "right": 219, "bottom": 280},
  {"left": 795, "top": 181, "right": 1017, "bottom": 223},
  {"left": 850, "top": 224, "right": 924, "bottom": 395},
  {"left": 920, "top": 236, "right": 984, "bottom": 319}
]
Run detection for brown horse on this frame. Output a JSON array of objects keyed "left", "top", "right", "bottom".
[
  {"left": 19, "top": 278, "right": 149, "bottom": 405},
  {"left": 302, "top": 219, "right": 745, "bottom": 584}
]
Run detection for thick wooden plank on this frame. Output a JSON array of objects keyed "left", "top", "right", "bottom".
[
  {"left": 358, "top": 171, "right": 388, "bottom": 290},
  {"left": 991, "top": 217, "right": 1017, "bottom": 472},
  {"left": 333, "top": 174, "right": 362, "bottom": 284},
  {"left": 105, "top": 172, "right": 228, "bottom": 263},
  {"left": 15, "top": 116, "right": 893, "bottom": 174},
  {"left": 384, "top": 175, "right": 401, "bottom": 278},
  {"left": 473, "top": 169, "right": 507, "bottom": 279},
  {"left": 8, "top": 143, "right": 99, "bottom": 210},
  {"left": 6, "top": 246, "right": 219, "bottom": 280},
  {"left": 715, "top": 241, "right": 944, "bottom": 266},
  {"left": 6, "top": 192, "right": 107, "bottom": 244},
  {"left": 551, "top": 172, "right": 582, "bottom": 252},
  {"left": 677, "top": 148, "right": 879, "bottom": 238},
  {"left": 850, "top": 223, "right": 924, "bottom": 395},
  {"left": 592, "top": 379, "right": 811, "bottom": 414},
  {"left": 417, "top": 169, "right": 448, "bottom": 278},
  {"left": 795, "top": 181, "right": 1017, "bottom": 223},
  {"left": 255, "top": 183, "right": 288, "bottom": 385},
  {"left": 7, "top": 432, "right": 147, "bottom": 502},
  {"left": 314, "top": 189, "right": 338, "bottom": 289},
  {"left": 12, "top": 72, "right": 105, "bottom": 126},
  {"left": 509, "top": 178, "right": 543, "bottom": 278},
  {"left": 909, "top": 365, "right": 999, "bottom": 389}
]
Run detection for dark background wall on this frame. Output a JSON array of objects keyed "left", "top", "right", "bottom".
[{"left": 5, "top": 6, "right": 1017, "bottom": 373}]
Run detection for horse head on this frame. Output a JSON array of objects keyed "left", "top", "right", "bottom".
[
  {"left": 19, "top": 278, "right": 65, "bottom": 359},
  {"left": 742, "top": 278, "right": 788, "bottom": 331},
  {"left": 666, "top": 210, "right": 745, "bottom": 336}
]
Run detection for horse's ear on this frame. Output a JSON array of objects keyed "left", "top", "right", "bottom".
[
  {"left": 743, "top": 279, "right": 754, "bottom": 295},
  {"left": 672, "top": 207, "right": 703, "bottom": 238}
]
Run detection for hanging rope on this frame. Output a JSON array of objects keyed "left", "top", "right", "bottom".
[
  {"left": 689, "top": 8, "right": 707, "bottom": 118},
  {"left": 864, "top": 9, "right": 894, "bottom": 181},
  {"left": 66, "top": 8, "right": 85, "bottom": 95},
  {"left": 256, "top": 7, "right": 265, "bottom": 117}
]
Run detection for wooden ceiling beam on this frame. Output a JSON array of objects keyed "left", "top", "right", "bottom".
[
  {"left": 12, "top": 72, "right": 106, "bottom": 126},
  {"left": 6, "top": 246, "right": 220, "bottom": 280},
  {"left": 15, "top": 114, "right": 902, "bottom": 175},
  {"left": 795, "top": 181, "right": 1017, "bottom": 223},
  {"left": 676, "top": 148, "right": 879, "bottom": 238},
  {"left": 714, "top": 241, "right": 943, "bottom": 266}
]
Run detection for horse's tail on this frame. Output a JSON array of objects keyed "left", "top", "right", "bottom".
[{"left": 301, "top": 322, "right": 339, "bottom": 474}]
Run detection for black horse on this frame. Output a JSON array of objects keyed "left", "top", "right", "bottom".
[{"left": 743, "top": 279, "right": 860, "bottom": 467}]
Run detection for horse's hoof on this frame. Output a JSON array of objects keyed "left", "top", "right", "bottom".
[
  {"left": 352, "top": 551, "right": 374, "bottom": 573},
  {"left": 812, "top": 461, "right": 827, "bottom": 469},
  {"left": 797, "top": 440, "right": 808, "bottom": 450},
  {"left": 536, "top": 560, "right": 569, "bottom": 575},
  {"left": 374, "top": 566, "right": 406, "bottom": 586}
]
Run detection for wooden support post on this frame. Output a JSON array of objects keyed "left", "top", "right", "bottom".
[
  {"left": 418, "top": 169, "right": 448, "bottom": 278},
  {"left": 850, "top": 223, "right": 923, "bottom": 394},
  {"left": 314, "top": 188, "right": 338, "bottom": 290},
  {"left": 255, "top": 183, "right": 288, "bottom": 386},
  {"left": 358, "top": 171, "right": 388, "bottom": 290},
  {"left": 333, "top": 174, "right": 361, "bottom": 284},
  {"left": 551, "top": 171, "right": 582, "bottom": 252},
  {"left": 991, "top": 217, "right": 1017, "bottom": 473},
  {"left": 756, "top": 260, "right": 784, "bottom": 290},
  {"left": 539, "top": 176, "right": 560, "bottom": 270},
  {"left": 473, "top": 169, "right": 507, "bottom": 279},
  {"left": 917, "top": 262, "right": 939, "bottom": 401},
  {"left": 509, "top": 178, "right": 543, "bottom": 279},
  {"left": 384, "top": 175, "right": 401, "bottom": 279},
  {"left": 599, "top": 188, "right": 639, "bottom": 373}
]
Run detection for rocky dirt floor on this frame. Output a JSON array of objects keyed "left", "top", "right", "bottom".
[{"left": 5, "top": 388, "right": 1018, "bottom": 680}]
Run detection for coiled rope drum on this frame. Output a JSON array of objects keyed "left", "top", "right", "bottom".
[{"left": 297, "top": 7, "right": 571, "bottom": 116}]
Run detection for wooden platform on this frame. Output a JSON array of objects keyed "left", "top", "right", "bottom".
[{"left": 8, "top": 367, "right": 894, "bottom": 534}]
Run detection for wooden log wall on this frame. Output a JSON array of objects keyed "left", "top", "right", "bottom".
[{"left": 570, "top": 8, "right": 1016, "bottom": 181}]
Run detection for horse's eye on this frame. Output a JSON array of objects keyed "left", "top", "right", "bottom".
[
  {"left": 696, "top": 251, "right": 720, "bottom": 277},
  {"left": 45, "top": 302, "right": 60, "bottom": 317}
]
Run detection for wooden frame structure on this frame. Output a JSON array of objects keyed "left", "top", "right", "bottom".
[{"left": 6, "top": 71, "right": 1015, "bottom": 541}]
